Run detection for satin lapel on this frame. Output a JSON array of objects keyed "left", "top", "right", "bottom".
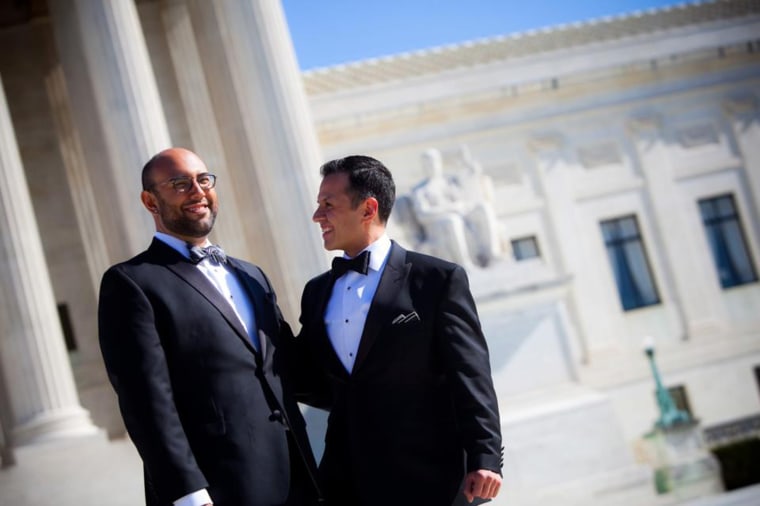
[
  {"left": 160, "top": 250, "right": 256, "bottom": 356},
  {"left": 354, "top": 242, "right": 412, "bottom": 371},
  {"left": 315, "top": 273, "right": 350, "bottom": 378},
  {"left": 227, "top": 258, "right": 269, "bottom": 360}
]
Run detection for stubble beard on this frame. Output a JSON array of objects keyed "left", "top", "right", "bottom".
[{"left": 162, "top": 206, "right": 218, "bottom": 239}]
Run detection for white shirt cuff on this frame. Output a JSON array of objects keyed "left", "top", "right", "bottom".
[{"left": 173, "top": 488, "right": 212, "bottom": 506}]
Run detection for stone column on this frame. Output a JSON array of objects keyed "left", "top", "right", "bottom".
[
  {"left": 0, "top": 75, "right": 98, "bottom": 445},
  {"left": 44, "top": 65, "right": 110, "bottom": 294},
  {"left": 160, "top": 0, "right": 247, "bottom": 256},
  {"left": 185, "top": 0, "right": 329, "bottom": 320},
  {"left": 528, "top": 134, "right": 594, "bottom": 362},
  {"left": 724, "top": 95, "right": 760, "bottom": 212},
  {"left": 48, "top": 0, "right": 172, "bottom": 262},
  {"left": 627, "top": 113, "right": 724, "bottom": 339}
]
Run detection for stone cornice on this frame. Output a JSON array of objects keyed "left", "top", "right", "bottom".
[{"left": 303, "top": 0, "right": 760, "bottom": 96}]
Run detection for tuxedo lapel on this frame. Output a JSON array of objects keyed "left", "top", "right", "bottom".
[
  {"left": 148, "top": 240, "right": 257, "bottom": 356},
  {"left": 353, "top": 242, "right": 412, "bottom": 371}
]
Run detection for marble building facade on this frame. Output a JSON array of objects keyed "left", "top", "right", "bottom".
[{"left": 302, "top": 0, "right": 760, "bottom": 500}]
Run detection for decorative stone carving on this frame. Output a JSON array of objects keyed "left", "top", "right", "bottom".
[
  {"left": 398, "top": 147, "right": 502, "bottom": 268},
  {"left": 676, "top": 124, "right": 719, "bottom": 149}
]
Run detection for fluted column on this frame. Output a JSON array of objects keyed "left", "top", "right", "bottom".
[
  {"left": 627, "top": 113, "right": 724, "bottom": 339},
  {"left": 48, "top": 0, "right": 172, "bottom": 262},
  {"left": 44, "top": 65, "right": 110, "bottom": 294},
  {"left": 0, "top": 75, "right": 98, "bottom": 445},
  {"left": 160, "top": 0, "right": 247, "bottom": 256},
  {"left": 186, "top": 0, "right": 329, "bottom": 320}
]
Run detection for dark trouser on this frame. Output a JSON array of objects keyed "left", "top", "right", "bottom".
[
  {"left": 286, "top": 431, "right": 324, "bottom": 506},
  {"left": 319, "top": 436, "right": 362, "bottom": 506}
]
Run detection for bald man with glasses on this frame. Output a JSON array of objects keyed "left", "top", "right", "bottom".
[{"left": 98, "top": 147, "right": 322, "bottom": 506}]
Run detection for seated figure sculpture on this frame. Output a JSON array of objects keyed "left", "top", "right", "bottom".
[{"left": 410, "top": 147, "right": 501, "bottom": 267}]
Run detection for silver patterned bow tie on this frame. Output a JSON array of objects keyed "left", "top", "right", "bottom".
[{"left": 188, "top": 244, "right": 227, "bottom": 265}]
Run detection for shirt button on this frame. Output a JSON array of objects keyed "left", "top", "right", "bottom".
[{"left": 345, "top": 319, "right": 349, "bottom": 323}]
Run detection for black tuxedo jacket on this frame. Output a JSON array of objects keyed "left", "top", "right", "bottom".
[
  {"left": 297, "top": 241, "right": 502, "bottom": 506},
  {"left": 98, "top": 239, "right": 319, "bottom": 506}
]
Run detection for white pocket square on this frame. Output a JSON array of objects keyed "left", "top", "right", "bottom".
[{"left": 392, "top": 311, "right": 420, "bottom": 325}]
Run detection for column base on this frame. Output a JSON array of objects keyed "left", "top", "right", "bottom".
[{"left": 12, "top": 407, "right": 100, "bottom": 446}]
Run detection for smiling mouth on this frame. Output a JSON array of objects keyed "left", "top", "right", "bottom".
[{"left": 184, "top": 202, "right": 208, "bottom": 215}]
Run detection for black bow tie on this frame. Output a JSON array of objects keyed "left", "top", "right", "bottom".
[
  {"left": 332, "top": 250, "right": 370, "bottom": 278},
  {"left": 188, "top": 244, "right": 228, "bottom": 265}
]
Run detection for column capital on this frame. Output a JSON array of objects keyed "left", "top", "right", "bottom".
[
  {"left": 722, "top": 93, "right": 758, "bottom": 120},
  {"left": 627, "top": 112, "right": 663, "bottom": 140}
]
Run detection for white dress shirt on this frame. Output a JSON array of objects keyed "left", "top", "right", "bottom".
[
  {"left": 173, "top": 489, "right": 212, "bottom": 506},
  {"left": 155, "top": 233, "right": 259, "bottom": 506},
  {"left": 325, "top": 234, "right": 392, "bottom": 373}
]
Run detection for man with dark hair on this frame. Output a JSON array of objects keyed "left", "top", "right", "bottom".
[
  {"left": 98, "top": 147, "right": 321, "bottom": 506},
  {"left": 297, "top": 155, "right": 503, "bottom": 505}
]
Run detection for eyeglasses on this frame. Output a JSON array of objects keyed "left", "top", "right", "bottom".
[{"left": 151, "top": 173, "right": 217, "bottom": 194}]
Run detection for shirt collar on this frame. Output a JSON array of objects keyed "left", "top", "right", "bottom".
[
  {"left": 344, "top": 234, "right": 391, "bottom": 273},
  {"left": 154, "top": 232, "right": 210, "bottom": 260}
]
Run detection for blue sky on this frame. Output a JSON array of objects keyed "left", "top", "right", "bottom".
[{"left": 282, "top": 0, "right": 690, "bottom": 70}]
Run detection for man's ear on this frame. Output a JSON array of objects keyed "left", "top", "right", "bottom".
[
  {"left": 362, "top": 197, "right": 379, "bottom": 222},
  {"left": 141, "top": 191, "right": 158, "bottom": 214}
]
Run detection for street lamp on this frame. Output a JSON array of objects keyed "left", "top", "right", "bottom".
[{"left": 643, "top": 336, "right": 691, "bottom": 429}]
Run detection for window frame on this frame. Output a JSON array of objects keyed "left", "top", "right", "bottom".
[
  {"left": 600, "top": 214, "right": 661, "bottom": 311},
  {"left": 698, "top": 193, "right": 758, "bottom": 289},
  {"left": 511, "top": 235, "right": 541, "bottom": 261}
]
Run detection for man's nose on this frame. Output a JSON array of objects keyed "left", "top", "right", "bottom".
[
  {"left": 312, "top": 208, "right": 323, "bottom": 222},
  {"left": 187, "top": 178, "right": 205, "bottom": 194}
]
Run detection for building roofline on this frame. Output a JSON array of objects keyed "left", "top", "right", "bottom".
[{"left": 302, "top": 0, "right": 760, "bottom": 95}]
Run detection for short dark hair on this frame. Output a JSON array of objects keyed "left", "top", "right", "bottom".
[{"left": 320, "top": 155, "right": 396, "bottom": 223}]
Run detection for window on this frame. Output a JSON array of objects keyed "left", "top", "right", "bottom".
[
  {"left": 699, "top": 194, "right": 757, "bottom": 289},
  {"left": 511, "top": 236, "right": 540, "bottom": 261},
  {"left": 600, "top": 215, "right": 660, "bottom": 310}
]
